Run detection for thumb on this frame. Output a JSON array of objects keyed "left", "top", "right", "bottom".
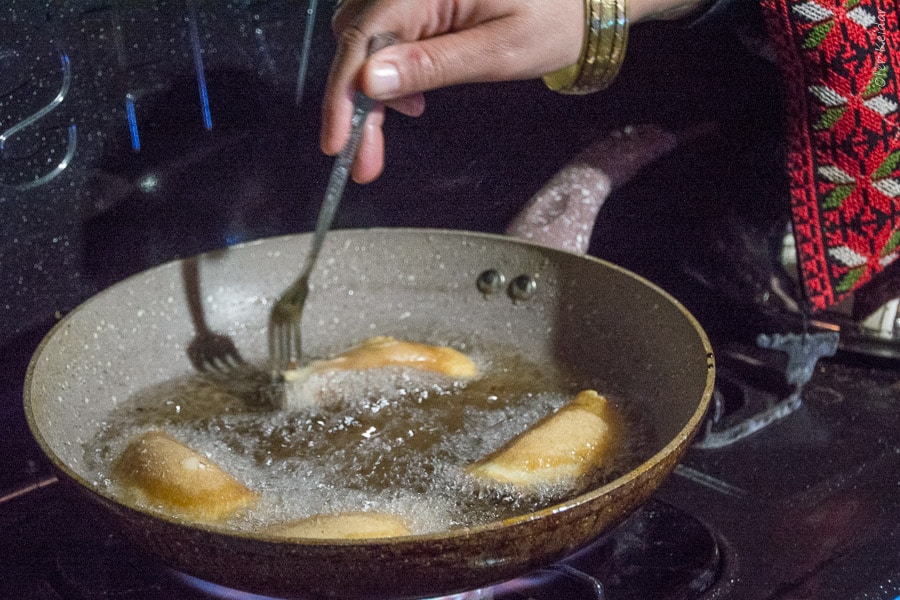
[{"left": 358, "top": 20, "right": 566, "bottom": 100}]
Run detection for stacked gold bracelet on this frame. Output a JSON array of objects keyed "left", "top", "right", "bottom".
[{"left": 543, "top": 0, "right": 629, "bottom": 95}]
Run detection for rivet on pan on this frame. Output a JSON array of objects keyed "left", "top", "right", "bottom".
[
  {"left": 477, "top": 269, "right": 505, "bottom": 295},
  {"left": 508, "top": 275, "right": 537, "bottom": 301}
]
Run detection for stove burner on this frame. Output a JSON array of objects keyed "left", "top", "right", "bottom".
[
  {"left": 1, "top": 475, "right": 715, "bottom": 600},
  {"left": 166, "top": 500, "right": 718, "bottom": 600},
  {"left": 173, "top": 566, "right": 604, "bottom": 600},
  {"left": 174, "top": 572, "right": 310, "bottom": 600},
  {"left": 566, "top": 500, "right": 721, "bottom": 600}
]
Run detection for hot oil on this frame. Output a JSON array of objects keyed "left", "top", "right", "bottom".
[{"left": 85, "top": 344, "right": 656, "bottom": 536}]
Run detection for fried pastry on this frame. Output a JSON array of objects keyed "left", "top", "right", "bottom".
[
  {"left": 113, "top": 430, "right": 258, "bottom": 522},
  {"left": 279, "top": 336, "right": 478, "bottom": 410},
  {"left": 465, "top": 390, "right": 622, "bottom": 492},
  {"left": 266, "top": 511, "right": 412, "bottom": 539}
]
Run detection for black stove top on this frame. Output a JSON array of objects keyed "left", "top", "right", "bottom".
[{"left": 2, "top": 1, "right": 899, "bottom": 599}]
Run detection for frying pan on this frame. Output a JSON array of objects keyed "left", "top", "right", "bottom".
[{"left": 24, "top": 225, "right": 713, "bottom": 599}]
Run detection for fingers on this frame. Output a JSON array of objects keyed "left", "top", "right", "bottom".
[
  {"left": 351, "top": 104, "right": 386, "bottom": 184},
  {"left": 321, "top": 0, "right": 584, "bottom": 181},
  {"left": 354, "top": 0, "right": 583, "bottom": 97},
  {"left": 331, "top": 0, "right": 367, "bottom": 38},
  {"left": 387, "top": 93, "right": 426, "bottom": 117},
  {"left": 321, "top": 19, "right": 371, "bottom": 156},
  {"left": 347, "top": 95, "right": 424, "bottom": 183},
  {"left": 357, "top": 28, "right": 529, "bottom": 101}
]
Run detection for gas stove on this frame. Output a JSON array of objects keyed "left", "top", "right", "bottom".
[
  {"left": 3, "top": 340, "right": 899, "bottom": 600},
  {"left": 2, "top": 1, "right": 899, "bottom": 599}
]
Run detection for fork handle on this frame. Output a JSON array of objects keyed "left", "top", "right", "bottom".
[
  {"left": 305, "top": 91, "right": 374, "bottom": 267},
  {"left": 303, "top": 33, "right": 397, "bottom": 273}
]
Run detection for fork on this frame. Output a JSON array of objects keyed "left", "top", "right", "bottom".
[
  {"left": 268, "top": 34, "right": 395, "bottom": 376},
  {"left": 182, "top": 257, "right": 247, "bottom": 373}
]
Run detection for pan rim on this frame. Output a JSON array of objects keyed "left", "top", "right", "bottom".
[{"left": 23, "top": 226, "right": 715, "bottom": 546}]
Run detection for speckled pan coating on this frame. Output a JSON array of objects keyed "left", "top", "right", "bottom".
[{"left": 24, "top": 229, "right": 714, "bottom": 600}]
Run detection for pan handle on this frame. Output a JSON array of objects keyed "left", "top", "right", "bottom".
[{"left": 505, "top": 123, "right": 712, "bottom": 254}]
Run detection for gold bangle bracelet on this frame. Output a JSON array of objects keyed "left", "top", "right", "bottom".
[{"left": 543, "top": 0, "right": 629, "bottom": 95}]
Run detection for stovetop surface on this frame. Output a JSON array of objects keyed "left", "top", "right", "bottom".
[{"left": 2, "top": 1, "right": 899, "bottom": 599}]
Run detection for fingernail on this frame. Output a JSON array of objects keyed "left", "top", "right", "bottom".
[{"left": 367, "top": 61, "right": 400, "bottom": 97}]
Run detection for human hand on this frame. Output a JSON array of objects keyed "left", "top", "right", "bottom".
[
  {"left": 320, "top": 0, "right": 703, "bottom": 183},
  {"left": 320, "top": 0, "right": 584, "bottom": 182}
]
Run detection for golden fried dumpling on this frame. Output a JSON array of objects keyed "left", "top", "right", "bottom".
[
  {"left": 296, "top": 336, "right": 476, "bottom": 378},
  {"left": 280, "top": 336, "right": 478, "bottom": 410},
  {"left": 113, "top": 430, "right": 258, "bottom": 522},
  {"left": 465, "top": 390, "right": 622, "bottom": 491},
  {"left": 265, "top": 511, "right": 412, "bottom": 540}
]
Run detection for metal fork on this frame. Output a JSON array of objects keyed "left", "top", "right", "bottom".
[
  {"left": 183, "top": 257, "right": 247, "bottom": 373},
  {"left": 268, "top": 35, "right": 394, "bottom": 375}
]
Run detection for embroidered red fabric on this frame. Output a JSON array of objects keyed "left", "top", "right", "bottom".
[{"left": 760, "top": 0, "right": 900, "bottom": 311}]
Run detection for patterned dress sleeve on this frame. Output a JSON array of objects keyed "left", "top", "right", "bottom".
[{"left": 759, "top": 0, "right": 900, "bottom": 311}]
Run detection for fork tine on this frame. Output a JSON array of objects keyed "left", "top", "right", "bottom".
[
  {"left": 291, "top": 322, "right": 302, "bottom": 366},
  {"left": 277, "top": 327, "right": 288, "bottom": 371},
  {"left": 284, "top": 324, "right": 294, "bottom": 362},
  {"left": 267, "top": 325, "right": 277, "bottom": 373},
  {"left": 269, "top": 320, "right": 293, "bottom": 375},
  {"left": 226, "top": 352, "right": 243, "bottom": 368},
  {"left": 218, "top": 352, "right": 238, "bottom": 371},
  {"left": 269, "top": 326, "right": 280, "bottom": 373}
]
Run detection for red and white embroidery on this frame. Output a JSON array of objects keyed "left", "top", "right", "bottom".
[{"left": 761, "top": 0, "right": 900, "bottom": 310}]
